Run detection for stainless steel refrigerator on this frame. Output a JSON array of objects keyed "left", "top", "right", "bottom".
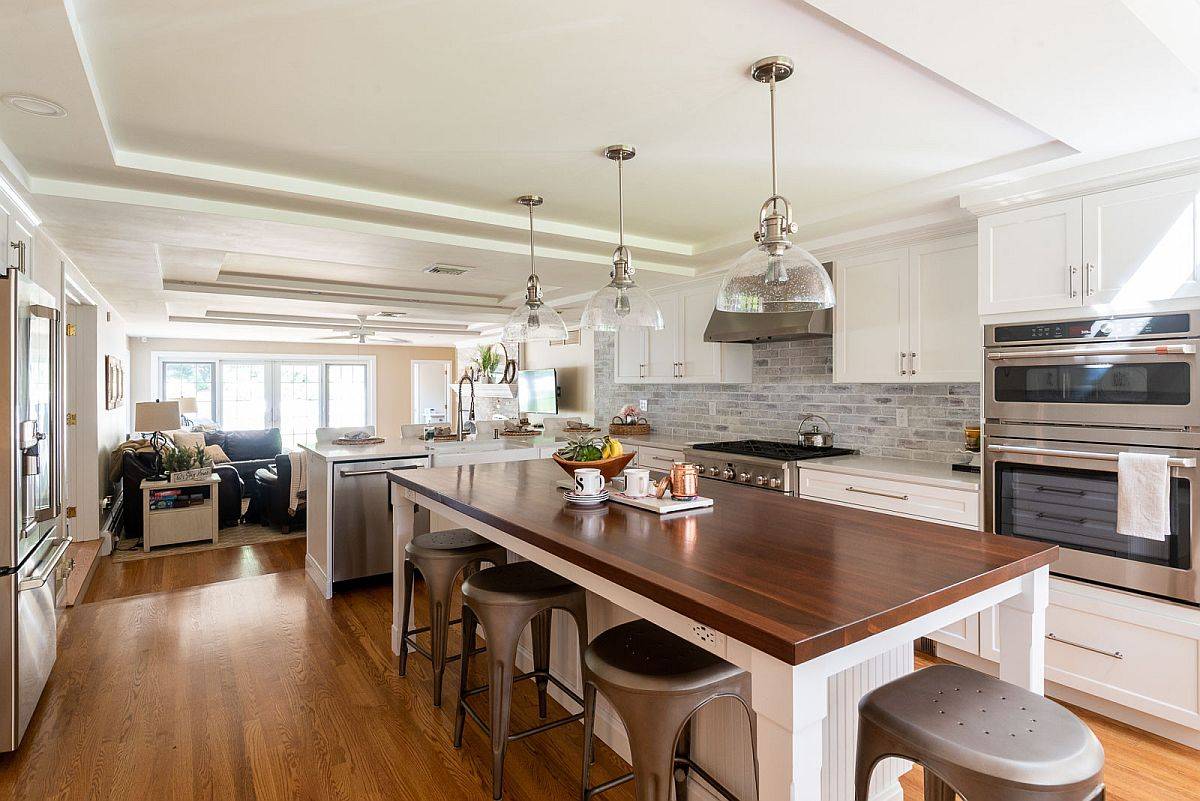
[{"left": 0, "top": 265, "right": 67, "bottom": 752}]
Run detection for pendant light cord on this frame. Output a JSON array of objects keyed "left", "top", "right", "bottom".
[
  {"left": 769, "top": 71, "right": 778, "bottom": 198},
  {"left": 617, "top": 155, "right": 625, "bottom": 248},
  {"left": 527, "top": 202, "right": 538, "bottom": 284}
]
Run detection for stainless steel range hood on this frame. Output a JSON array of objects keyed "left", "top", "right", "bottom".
[{"left": 703, "top": 261, "right": 833, "bottom": 343}]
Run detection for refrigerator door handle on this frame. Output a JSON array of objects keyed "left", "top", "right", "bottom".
[{"left": 18, "top": 535, "right": 71, "bottom": 592}]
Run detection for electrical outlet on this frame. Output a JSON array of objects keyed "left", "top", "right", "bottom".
[
  {"left": 638, "top": 399, "right": 648, "bottom": 411},
  {"left": 690, "top": 623, "right": 725, "bottom": 651},
  {"left": 896, "top": 408, "right": 908, "bottom": 427}
]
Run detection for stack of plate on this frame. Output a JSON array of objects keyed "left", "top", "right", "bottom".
[{"left": 562, "top": 489, "right": 610, "bottom": 506}]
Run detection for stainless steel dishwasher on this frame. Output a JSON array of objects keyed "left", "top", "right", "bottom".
[{"left": 332, "top": 454, "right": 429, "bottom": 583}]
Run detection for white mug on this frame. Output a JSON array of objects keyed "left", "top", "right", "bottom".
[
  {"left": 573, "top": 468, "right": 604, "bottom": 496},
  {"left": 612, "top": 468, "right": 652, "bottom": 498}
]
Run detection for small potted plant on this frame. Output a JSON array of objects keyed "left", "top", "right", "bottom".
[
  {"left": 472, "top": 344, "right": 504, "bottom": 384},
  {"left": 163, "top": 444, "right": 214, "bottom": 483}
]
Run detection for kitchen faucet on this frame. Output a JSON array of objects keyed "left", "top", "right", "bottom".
[{"left": 457, "top": 373, "right": 477, "bottom": 441}]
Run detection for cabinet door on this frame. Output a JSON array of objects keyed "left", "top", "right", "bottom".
[
  {"left": 645, "top": 295, "right": 678, "bottom": 381},
  {"left": 929, "top": 613, "right": 980, "bottom": 655},
  {"left": 834, "top": 248, "right": 909, "bottom": 383},
  {"left": 979, "top": 198, "right": 1083, "bottom": 314},
  {"left": 677, "top": 283, "right": 720, "bottom": 382},
  {"left": 908, "top": 235, "right": 981, "bottom": 383},
  {"left": 614, "top": 329, "right": 647, "bottom": 383},
  {"left": 1083, "top": 173, "right": 1200, "bottom": 305}
]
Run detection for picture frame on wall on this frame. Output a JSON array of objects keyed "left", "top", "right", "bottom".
[{"left": 105, "top": 355, "right": 125, "bottom": 410}]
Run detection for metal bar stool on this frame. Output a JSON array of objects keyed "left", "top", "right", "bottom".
[
  {"left": 454, "top": 560, "right": 590, "bottom": 801},
  {"left": 398, "top": 528, "right": 507, "bottom": 706},
  {"left": 581, "top": 619, "right": 758, "bottom": 801},
  {"left": 855, "top": 664, "right": 1105, "bottom": 801}
]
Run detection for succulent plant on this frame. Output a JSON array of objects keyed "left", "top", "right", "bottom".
[{"left": 556, "top": 434, "right": 610, "bottom": 462}]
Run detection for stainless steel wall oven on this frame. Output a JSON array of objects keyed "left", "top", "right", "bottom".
[{"left": 983, "top": 311, "right": 1200, "bottom": 606}]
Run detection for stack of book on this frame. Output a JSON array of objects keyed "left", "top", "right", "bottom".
[{"left": 149, "top": 489, "right": 208, "bottom": 510}]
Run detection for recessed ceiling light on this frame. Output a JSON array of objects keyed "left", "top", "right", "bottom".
[{"left": 2, "top": 93, "right": 67, "bottom": 118}]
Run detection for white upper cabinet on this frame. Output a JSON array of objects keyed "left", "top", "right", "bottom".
[
  {"left": 908, "top": 236, "right": 982, "bottom": 383},
  {"left": 613, "top": 277, "right": 751, "bottom": 385},
  {"left": 1082, "top": 173, "right": 1200, "bottom": 305},
  {"left": 978, "top": 172, "right": 1200, "bottom": 316},
  {"left": 835, "top": 235, "right": 980, "bottom": 384},
  {"left": 834, "top": 248, "right": 909, "bottom": 382},
  {"left": 979, "top": 198, "right": 1083, "bottom": 315}
]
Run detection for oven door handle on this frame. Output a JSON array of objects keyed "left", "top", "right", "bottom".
[
  {"left": 986, "top": 343, "right": 1196, "bottom": 360},
  {"left": 987, "top": 444, "right": 1196, "bottom": 468}
]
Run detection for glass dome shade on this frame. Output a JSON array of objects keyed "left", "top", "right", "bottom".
[
  {"left": 715, "top": 242, "right": 834, "bottom": 313},
  {"left": 502, "top": 301, "right": 569, "bottom": 342},
  {"left": 581, "top": 281, "right": 664, "bottom": 331}
]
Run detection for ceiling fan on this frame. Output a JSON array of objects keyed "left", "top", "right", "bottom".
[{"left": 316, "top": 315, "right": 411, "bottom": 344}]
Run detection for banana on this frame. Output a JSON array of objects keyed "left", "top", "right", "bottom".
[{"left": 607, "top": 437, "right": 623, "bottom": 457}]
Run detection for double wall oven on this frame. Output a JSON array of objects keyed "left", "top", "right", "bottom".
[{"left": 983, "top": 311, "right": 1199, "bottom": 605}]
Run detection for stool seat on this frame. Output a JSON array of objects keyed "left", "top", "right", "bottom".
[
  {"left": 406, "top": 528, "right": 498, "bottom": 558},
  {"left": 586, "top": 619, "right": 744, "bottom": 695},
  {"left": 462, "top": 560, "right": 578, "bottom": 606}
]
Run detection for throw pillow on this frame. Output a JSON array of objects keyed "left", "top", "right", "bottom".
[
  {"left": 204, "top": 444, "right": 232, "bottom": 464},
  {"left": 171, "top": 431, "right": 206, "bottom": 451}
]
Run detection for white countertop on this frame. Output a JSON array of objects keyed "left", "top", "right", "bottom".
[
  {"left": 301, "top": 434, "right": 563, "bottom": 463},
  {"left": 612, "top": 433, "right": 707, "bottom": 450},
  {"left": 798, "top": 454, "right": 981, "bottom": 491}
]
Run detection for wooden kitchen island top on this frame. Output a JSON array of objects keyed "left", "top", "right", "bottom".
[{"left": 389, "top": 459, "right": 1057, "bottom": 665}]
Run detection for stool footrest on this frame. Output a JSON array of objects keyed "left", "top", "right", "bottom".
[
  {"left": 584, "top": 758, "right": 741, "bottom": 801},
  {"left": 458, "top": 669, "right": 584, "bottom": 741},
  {"left": 403, "top": 636, "right": 485, "bottom": 665}
]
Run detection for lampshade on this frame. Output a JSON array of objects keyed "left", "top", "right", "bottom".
[
  {"left": 580, "top": 281, "right": 664, "bottom": 331},
  {"left": 134, "top": 401, "right": 181, "bottom": 433},
  {"left": 502, "top": 303, "right": 569, "bottom": 342},
  {"left": 715, "top": 242, "right": 835, "bottom": 313},
  {"left": 171, "top": 397, "right": 199, "bottom": 414}
]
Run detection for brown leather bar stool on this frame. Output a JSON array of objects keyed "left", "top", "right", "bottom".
[
  {"left": 580, "top": 619, "right": 758, "bottom": 801},
  {"left": 454, "top": 560, "right": 590, "bottom": 801},
  {"left": 855, "top": 664, "right": 1105, "bottom": 801},
  {"left": 398, "top": 528, "right": 507, "bottom": 706}
]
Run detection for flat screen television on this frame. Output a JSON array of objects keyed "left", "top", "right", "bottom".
[{"left": 516, "top": 368, "right": 558, "bottom": 415}]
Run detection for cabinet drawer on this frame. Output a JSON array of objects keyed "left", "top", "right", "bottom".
[
  {"left": 797, "top": 468, "right": 978, "bottom": 527},
  {"left": 636, "top": 446, "right": 684, "bottom": 471}
]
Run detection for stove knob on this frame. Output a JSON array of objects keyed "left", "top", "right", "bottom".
[
  {"left": 1098, "top": 321, "right": 1113, "bottom": 336},
  {"left": 707, "top": 465, "right": 720, "bottom": 477},
  {"left": 768, "top": 476, "right": 781, "bottom": 489},
  {"left": 738, "top": 472, "right": 751, "bottom": 483},
  {"left": 721, "top": 467, "right": 735, "bottom": 480},
  {"left": 755, "top": 475, "right": 767, "bottom": 486}
]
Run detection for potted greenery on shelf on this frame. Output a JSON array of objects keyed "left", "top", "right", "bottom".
[
  {"left": 162, "top": 444, "right": 214, "bottom": 482},
  {"left": 472, "top": 344, "right": 504, "bottom": 383}
]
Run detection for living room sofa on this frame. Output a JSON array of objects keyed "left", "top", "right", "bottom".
[{"left": 202, "top": 428, "right": 283, "bottom": 486}]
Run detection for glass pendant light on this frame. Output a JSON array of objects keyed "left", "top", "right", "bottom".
[
  {"left": 503, "top": 194, "right": 569, "bottom": 342},
  {"left": 715, "top": 56, "right": 835, "bottom": 314},
  {"left": 581, "top": 145, "right": 664, "bottom": 331}
]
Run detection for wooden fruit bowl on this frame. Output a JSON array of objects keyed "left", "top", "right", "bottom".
[{"left": 551, "top": 451, "right": 636, "bottom": 480}]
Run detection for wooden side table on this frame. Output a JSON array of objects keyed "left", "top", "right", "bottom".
[{"left": 140, "top": 475, "right": 221, "bottom": 552}]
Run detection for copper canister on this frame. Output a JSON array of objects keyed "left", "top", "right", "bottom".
[{"left": 655, "top": 461, "right": 700, "bottom": 500}]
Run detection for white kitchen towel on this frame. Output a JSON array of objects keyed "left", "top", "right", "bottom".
[
  {"left": 288, "top": 450, "right": 307, "bottom": 515},
  {"left": 1116, "top": 452, "right": 1170, "bottom": 541}
]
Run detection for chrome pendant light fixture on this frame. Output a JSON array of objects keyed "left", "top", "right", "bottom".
[
  {"left": 503, "top": 194, "right": 569, "bottom": 342},
  {"left": 581, "top": 145, "right": 664, "bottom": 331},
  {"left": 715, "top": 56, "right": 835, "bottom": 314}
]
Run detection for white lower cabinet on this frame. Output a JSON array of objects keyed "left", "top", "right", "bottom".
[
  {"left": 634, "top": 445, "right": 684, "bottom": 471},
  {"left": 796, "top": 466, "right": 979, "bottom": 528}
]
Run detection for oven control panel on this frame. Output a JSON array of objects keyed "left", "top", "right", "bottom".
[
  {"left": 688, "top": 456, "right": 790, "bottom": 493},
  {"left": 990, "top": 312, "right": 1194, "bottom": 345}
]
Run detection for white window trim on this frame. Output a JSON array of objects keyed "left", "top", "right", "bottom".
[{"left": 151, "top": 351, "right": 377, "bottom": 432}]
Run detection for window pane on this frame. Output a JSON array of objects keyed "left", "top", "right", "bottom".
[
  {"left": 220, "top": 362, "right": 267, "bottom": 431},
  {"left": 280, "top": 363, "right": 322, "bottom": 450},
  {"left": 162, "top": 362, "right": 214, "bottom": 421},
  {"left": 326, "top": 364, "right": 367, "bottom": 428}
]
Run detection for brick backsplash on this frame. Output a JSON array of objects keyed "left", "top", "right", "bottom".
[{"left": 593, "top": 333, "right": 980, "bottom": 464}]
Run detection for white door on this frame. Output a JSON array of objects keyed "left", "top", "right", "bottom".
[
  {"left": 614, "top": 329, "right": 647, "bottom": 382},
  {"left": 677, "top": 283, "right": 720, "bottom": 382},
  {"left": 1083, "top": 173, "right": 1200, "bottom": 306},
  {"left": 412, "top": 361, "right": 450, "bottom": 423},
  {"left": 979, "top": 198, "right": 1083, "bottom": 314},
  {"left": 834, "top": 248, "right": 909, "bottom": 383},
  {"left": 645, "top": 295, "right": 678, "bottom": 381},
  {"left": 908, "top": 235, "right": 981, "bottom": 383}
]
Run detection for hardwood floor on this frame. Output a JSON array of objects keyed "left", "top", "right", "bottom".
[{"left": 2, "top": 540, "right": 1196, "bottom": 800}]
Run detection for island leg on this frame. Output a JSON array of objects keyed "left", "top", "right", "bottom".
[
  {"left": 752, "top": 653, "right": 827, "bottom": 800},
  {"left": 391, "top": 485, "right": 430, "bottom": 657},
  {"left": 997, "top": 565, "right": 1049, "bottom": 694}
]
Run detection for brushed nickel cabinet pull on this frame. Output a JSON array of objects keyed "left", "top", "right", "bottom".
[
  {"left": 910, "top": 352, "right": 918, "bottom": 376},
  {"left": 1069, "top": 264, "right": 1078, "bottom": 298},
  {"left": 1086, "top": 262, "right": 1096, "bottom": 296},
  {"left": 1047, "top": 632, "right": 1123, "bottom": 660},
  {"left": 899, "top": 352, "right": 908, "bottom": 376},
  {"left": 846, "top": 486, "right": 909, "bottom": 501}
]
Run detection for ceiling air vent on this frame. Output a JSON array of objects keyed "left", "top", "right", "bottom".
[{"left": 423, "top": 263, "right": 472, "bottom": 276}]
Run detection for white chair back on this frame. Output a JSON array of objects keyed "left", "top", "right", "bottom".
[
  {"left": 541, "top": 417, "right": 583, "bottom": 438},
  {"left": 400, "top": 423, "right": 431, "bottom": 439}
]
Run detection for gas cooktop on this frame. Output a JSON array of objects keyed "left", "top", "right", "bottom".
[{"left": 690, "top": 439, "right": 856, "bottom": 462}]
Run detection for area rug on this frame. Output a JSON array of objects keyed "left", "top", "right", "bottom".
[{"left": 111, "top": 524, "right": 305, "bottom": 563}]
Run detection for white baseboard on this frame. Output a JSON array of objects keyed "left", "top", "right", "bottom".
[{"left": 304, "top": 554, "right": 332, "bottom": 600}]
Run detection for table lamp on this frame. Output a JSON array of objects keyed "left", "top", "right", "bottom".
[
  {"left": 134, "top": 400, "right": 181, "bottom": 475},
  {"left": 171, "top": 397, "right": 199, "bottom": 427}
]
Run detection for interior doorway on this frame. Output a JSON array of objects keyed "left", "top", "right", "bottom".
[{"left": 411, "top": 360, "right": 451, "bottom": 424}]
